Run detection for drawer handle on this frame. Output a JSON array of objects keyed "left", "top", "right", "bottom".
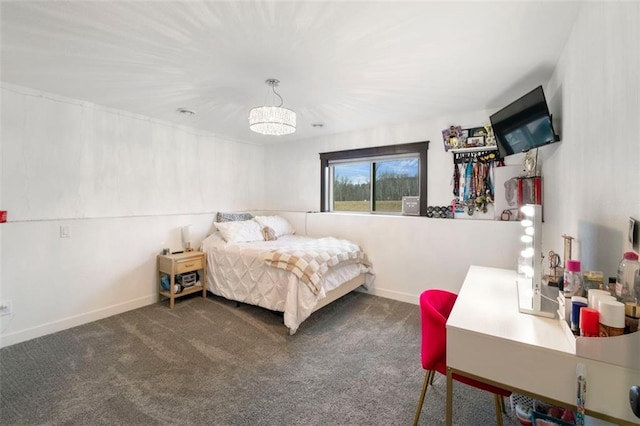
[{"left": 183, "top": 263, "right": 196, "bottom": 268}]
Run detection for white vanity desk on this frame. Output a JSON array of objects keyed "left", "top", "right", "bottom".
[{"left": 446, "top": 265, "right": 640, "bottom": 425}]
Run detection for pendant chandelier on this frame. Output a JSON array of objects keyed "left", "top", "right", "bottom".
[{"left": 248, "top": 79, "right": 296, "bottom": 136}]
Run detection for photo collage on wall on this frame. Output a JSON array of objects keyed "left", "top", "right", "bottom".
[{"left": 441, "top": 124, "right": 496, "bottom": 152}]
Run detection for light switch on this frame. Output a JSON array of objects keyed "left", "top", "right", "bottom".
[
  {"left": 60, "top": 225, "right": 70, "bottom": 238},
  {"left": 630, "top": 217, "right": 639, "bottom": 252}
]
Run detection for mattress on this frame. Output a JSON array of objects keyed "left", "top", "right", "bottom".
[{"left": 201, "top": 232, "right": 373, "bottom": 333}]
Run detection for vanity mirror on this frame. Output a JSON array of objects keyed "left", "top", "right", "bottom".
[{"left": 516, "top": 204, "right": 559, "bottom": 318}]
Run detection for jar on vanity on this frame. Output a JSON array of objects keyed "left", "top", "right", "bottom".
[{"left": 615, "top": 252, "right": 640, "bottom": 333}]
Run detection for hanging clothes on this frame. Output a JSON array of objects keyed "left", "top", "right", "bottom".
[
  {"left": 463, "top": 161, "right": 473, "bottom": 202},
  {"left": 451, "top": 148, "right": 500, "bottom": 214},
  {"left": 452, "top": 163, "right": 460, "bottom": 197}
]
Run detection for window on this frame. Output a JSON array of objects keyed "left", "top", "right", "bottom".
[{"left": 320, "top": 142, "right": 429, "bottom": 215}]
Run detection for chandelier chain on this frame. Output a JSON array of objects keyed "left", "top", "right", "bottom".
[
  {"left": 271, "top": 85, "right": 284, "bottom": 108},
  {"left": 265, "top": 79, "right": 284, "bottom": 108}
]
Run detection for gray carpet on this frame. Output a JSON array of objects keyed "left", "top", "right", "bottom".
[{"left": 0, "top": 292, "right": 520, "bottom": 425}]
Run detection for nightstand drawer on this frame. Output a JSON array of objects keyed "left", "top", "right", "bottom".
[{"left": 175, "top": 258, "right": 203, "bottom": 274}]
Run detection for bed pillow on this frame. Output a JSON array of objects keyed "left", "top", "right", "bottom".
[
  {"left": 216, "top": 211, "right": 253, "bottom": 223},
  {"left": 253, "top": 215, "right": 295, "bottom": 237},
  {"left": 215, "top": 219, "right": 264, "bottom": 243}
]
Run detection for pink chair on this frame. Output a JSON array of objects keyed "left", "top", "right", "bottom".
[{"left": 413, "top": 289, "right": 511, "bottom": 425}]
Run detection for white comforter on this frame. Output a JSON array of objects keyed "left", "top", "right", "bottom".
[{"left": 201, "top": 232, "right": 374, "bottom": 334}]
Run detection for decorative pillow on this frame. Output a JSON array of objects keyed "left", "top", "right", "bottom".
[
  {"left": 216, "top": 212, "right": 253, "bottom": 223},
  {"left": 253, "top": 215, "right": 295, "bottom": 237},
  {"left": 261, "top": 226, "right": 277, "bottom": 241},
  {"left": 215, "top": 220, "right": 263, "bottom": 243}
]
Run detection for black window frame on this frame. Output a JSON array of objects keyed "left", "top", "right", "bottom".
[{"left": 319, "top": 141, "right": 429, "bottom": 216}]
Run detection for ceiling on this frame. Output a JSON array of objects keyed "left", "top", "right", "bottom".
[{"left": 1, "top": 1, "right": 582, "bottom": 144}]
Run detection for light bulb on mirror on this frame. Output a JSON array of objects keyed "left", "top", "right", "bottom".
[
  {"left": 521, "top": 205, "right": 535, "bottom": 217},
  {"left": 522, "top": 265, "right": 534, "bottom": 278},
  {"left": 520, "top": 247, "right": 534, "bottom": 258}
]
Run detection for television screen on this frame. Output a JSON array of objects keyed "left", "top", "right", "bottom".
[{"left": 490, "top": 86, "right": 560, "bottom": 157}]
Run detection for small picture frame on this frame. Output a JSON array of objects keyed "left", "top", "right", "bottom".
[
  {"left": 466, "top": 135, "right": 485, "bottom": 147},
  {"left": 442, "top": 125, "right": 463, "bottom": 152},
  {"left": 469, "top": 126, "right": 488, "bottom": 138}
]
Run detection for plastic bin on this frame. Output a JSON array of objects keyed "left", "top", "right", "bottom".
[{"left": 530, "top": 411, "right": 574, "bottom": 426}]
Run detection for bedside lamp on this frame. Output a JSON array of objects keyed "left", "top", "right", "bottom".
[{"left": 181, "top": 225, "right": 193, "bottom": 252}]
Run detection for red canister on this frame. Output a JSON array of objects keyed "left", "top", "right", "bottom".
[{"left": 579, "top": 307, "right": 599, "bottom": 337}]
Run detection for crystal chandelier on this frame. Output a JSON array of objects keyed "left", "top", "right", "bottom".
[{"left": 249, "top": 79, "right": 296, "bottom": 136}]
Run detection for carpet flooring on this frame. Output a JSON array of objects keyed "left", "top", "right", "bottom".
[{"left": 0, "top": 291, "right": 520, "bottom": 425}]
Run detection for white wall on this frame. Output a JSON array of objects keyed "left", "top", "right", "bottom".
[
  {"left": 0, "top": 84, "right": 265, "bottom": 347},
  {"left": 542, "top": 2, "right": 640, "bottom": 278}
]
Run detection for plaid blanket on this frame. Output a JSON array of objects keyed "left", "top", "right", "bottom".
[{"left": 263, "top": 237, "right": 370, "bottom": 295}]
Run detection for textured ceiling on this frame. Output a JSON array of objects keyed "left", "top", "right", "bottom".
[{"left": 1, "top": 1, "right": 582, "bottom": 144}]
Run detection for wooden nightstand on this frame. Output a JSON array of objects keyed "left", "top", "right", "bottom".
[{"left": 157, "top": 251, "right": 207, "bottom": 309}]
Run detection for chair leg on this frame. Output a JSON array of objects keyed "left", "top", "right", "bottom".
[
  {"left": 413, "top": 370, "right": 432, "bottom": 426},
  {"left": 429, "top": 369, "right": 435, "bottom": 385},
  {"left": 493, "top": 394, "right": 504, "bottom": 426}
]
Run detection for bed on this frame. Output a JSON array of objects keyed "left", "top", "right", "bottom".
[{"left": 200, "top": 213, "right": 375, "bottom": 334}]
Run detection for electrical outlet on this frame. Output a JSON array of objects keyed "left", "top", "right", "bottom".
[
  {"left": 0, "top": 300, "right": 13, "bottom": 316},
  {"left": 60, "top": 225, "right": 70, "bottom": 238}
]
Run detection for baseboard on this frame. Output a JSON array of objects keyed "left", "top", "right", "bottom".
[
  {"left": 0, "top": 295, "right": 157, "bottom": 348},
  {"left": 356, "top": 286, "right": 418, "bottom": 305},
  {"left": 0, "top": 289, "right": 418, "bottom": 348}
]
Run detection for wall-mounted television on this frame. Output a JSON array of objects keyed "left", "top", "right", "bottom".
[{"left": 490, "top": 85, "right": 560, "bottom": 157}]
